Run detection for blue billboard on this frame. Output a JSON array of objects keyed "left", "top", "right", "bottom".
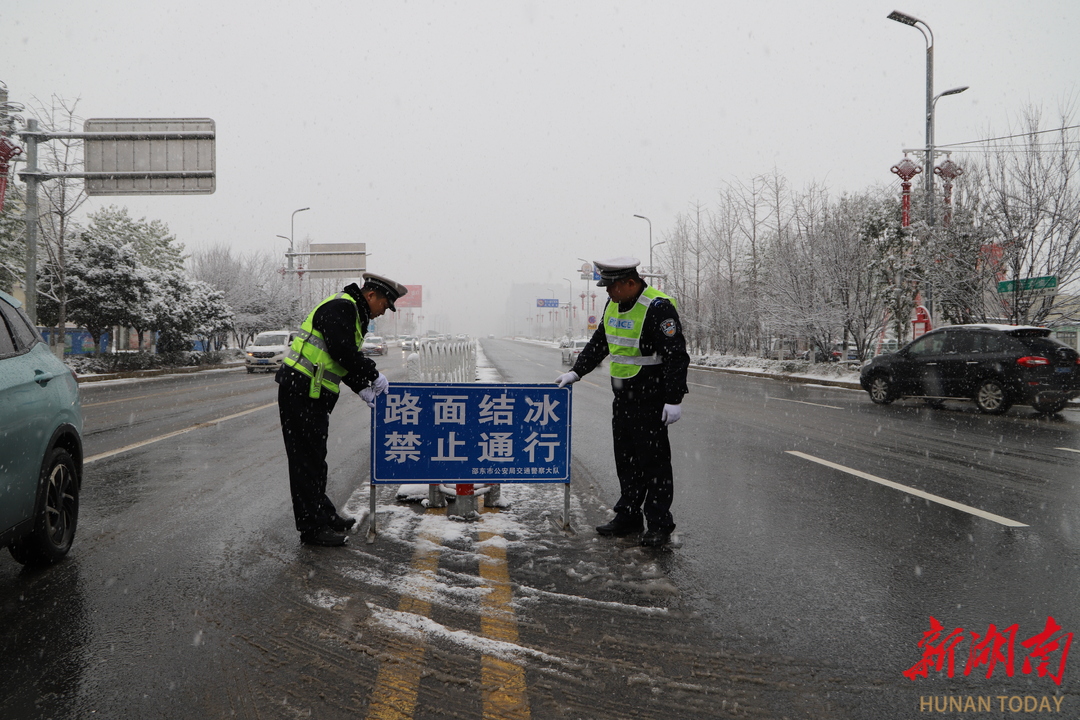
[{"left": 370, "top": 383, "right": 572, "bottom": 484}]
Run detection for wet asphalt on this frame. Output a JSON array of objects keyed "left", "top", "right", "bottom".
[{"left": 2, "top": 340, "right": 1078, "bottom": 718}]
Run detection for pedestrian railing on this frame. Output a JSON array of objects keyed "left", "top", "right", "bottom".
[{"left": 406, "top": 339, "right": 477, "bottom": 383}]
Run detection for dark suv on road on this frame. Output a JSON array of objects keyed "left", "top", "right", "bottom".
[{"left": 860, "top": 324, "right": 1080, "bottom": 415}]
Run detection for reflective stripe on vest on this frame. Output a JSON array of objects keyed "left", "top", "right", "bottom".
[
  {"left": 282, "top": 349, "right": 343, "bottom": 385},
  {"left": 615, "top": 355, "right": 663, "bottom": 366},
  {"left": 603, "top": 286, "right": 677, "bottom": 379},
  {"left": 282, "top": 293, "right": 363, "bottom": 394}
]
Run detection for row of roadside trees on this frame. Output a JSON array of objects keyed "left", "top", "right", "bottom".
[{"left": 656, "top": 106, "right": 1080, "bottom": 360}]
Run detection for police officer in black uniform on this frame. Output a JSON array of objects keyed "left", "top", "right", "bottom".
[
  {"left": 555, "top": 257, "right": 689, "bottom": 547},
  {"left": 277, "top": 272, "right": 407, "bottom": 546}
]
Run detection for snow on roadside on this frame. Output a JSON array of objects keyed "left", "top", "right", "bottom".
[
  {"left": 690, "top": 353, "right": 862, "bottom": 383},
  {"left": 475, "top": 340, "right": 501, "bottom": 382},
  {"left": 506, "top": 336, "right": 862, "bottom": 385}
]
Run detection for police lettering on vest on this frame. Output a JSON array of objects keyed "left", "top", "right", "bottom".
[{"left": 603, "top": 286, "right": 677, "bottom": 379}]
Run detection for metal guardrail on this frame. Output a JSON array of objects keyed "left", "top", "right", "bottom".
[
  {"left": 406, "top": 340, "right": 477, "bottom": 383},
  {"left": 400, "top": 339, "right": 488, "bottom": 515}
]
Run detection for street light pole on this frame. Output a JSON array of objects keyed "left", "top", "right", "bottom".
[
  {"left": 633, "top": 214, "right": 652, "bottom": 271},
  {"left": 929, "top": 87, "right": 969, "bottom": 215},
  {"left": 288, "top": 207, "right": 309, "bottom": 271},
  {"left": 887, "top": 11, "right": 934, "bottom": 223},
  {"left": 889, "top": 11, "right": 969, "bottom": 327},
  {"left": 562, "top": 276, "right": 573, "bottom": 338},
  {"left": 650, "top": 240, "right": 667, "bottom": 289}
]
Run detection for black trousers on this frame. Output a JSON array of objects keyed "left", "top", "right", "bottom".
[
  {"left": 278, "top": 371, "right": 340, "bottom": 533},
  {"left": 610, "top": 393, "right": 675, "bottom": 532}
]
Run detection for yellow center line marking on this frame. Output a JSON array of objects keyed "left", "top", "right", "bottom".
[
  {"left": 84, "top": 402, "right": 277, "bottom": 464},
  {"left": 786, "top": 450, "right": 1028, "bottom": 528},
  {"left": 366, "top": 521, "right": 443, "bottom": 720},
  {"left": 1056, "top": 447, "right": 1080, "bottom": 454},
  {"left": 478, "top": 530, "right": 531, "bottom": 720}
]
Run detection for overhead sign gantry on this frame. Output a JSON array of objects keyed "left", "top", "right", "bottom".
[{"left": 17, "top": 117, "right": 216, "bottom": 322}]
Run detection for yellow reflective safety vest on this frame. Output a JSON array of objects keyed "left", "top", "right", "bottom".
[
  {"left": 603, "top": 286, "right": 677, "bottom": 379},
  {"left": 282, "top": 292, "right": 365, "bottom": 397}
]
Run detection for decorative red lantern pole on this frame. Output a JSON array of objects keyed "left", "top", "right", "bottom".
[
  {"left": 891, "top": 155, "right": 922, "bottom": 228},
  {"left": 0, "top": 137, "right": 23, "bottom": 210},
  {"left": 934, "top": 154, "right": 962, "bottom": 227}
]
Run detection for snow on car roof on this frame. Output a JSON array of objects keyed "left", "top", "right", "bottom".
[{"left": 940, "top": 324, "right": 1048, "bottom": 334}]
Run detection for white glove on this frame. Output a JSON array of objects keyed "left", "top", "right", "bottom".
[
  {"left": 359, "top": 387, "right": 377, "bottom": 408},
  {"left": 555, "top": 371, "right": 580, "bottom": 388},
  {"left": 661, "top": 403, "right": 682, "bottom": 426},
  {"left": 373, "top": 372, "right": 389, "bottom": 396}
]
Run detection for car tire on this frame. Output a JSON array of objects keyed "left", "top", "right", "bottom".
[
  {"left": 1031, "top": 395, "right": 1069, "bottom": 415},
  {"left": 974, "top": 379, "right": 1011, "bottom": 415},
  {"left": 247, "top": 367, "right": 254, "bottom": 373},
  {"left": 867, "top": 375, "right": 895, "bottom": 405},
  {"left": 9, "top": 447, "right": 80, "bottom": 566}
]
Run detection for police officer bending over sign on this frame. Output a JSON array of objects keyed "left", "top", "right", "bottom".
[
  {"left": 555, "top": 257, "right": 689, "bottom": 547},
  {"left": 277, "top": 273, "right": 407, "bottom": 547}
]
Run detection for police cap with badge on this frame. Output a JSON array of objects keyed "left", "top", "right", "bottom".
[
  {"left": 361, "top": 272, "right": 408, "bottom": 311},
  {"left": 593, "top": 257, "right": 641, "bottom": 286}
]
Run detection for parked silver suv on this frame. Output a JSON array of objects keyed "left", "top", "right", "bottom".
[{"left": 245, "top": 330, "right": 297, "bottom": 373}]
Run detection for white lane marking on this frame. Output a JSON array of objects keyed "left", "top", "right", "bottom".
[
  {"left": 1056, "top": 447, "right": 1080, "bottom": 454},
  {"left": 767, "top": 397, "right": 842, "bottom": 410},
  {"left": 785, "top": 450, "right": 1029, "bottom": 528},
  {"left": 85, "top": 402, "right": 277, "bottom": 464},
  {"left": 687, "top": 382, "right": 843, "bottom": 409}
]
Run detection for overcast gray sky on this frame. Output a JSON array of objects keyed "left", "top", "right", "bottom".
[{"left": 5, "top": 1, "right": 1079, "bottom": 335}]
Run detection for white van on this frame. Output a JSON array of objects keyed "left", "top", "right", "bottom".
[{"left": 245, "top": 330, "right": 298, "bottom": 373}]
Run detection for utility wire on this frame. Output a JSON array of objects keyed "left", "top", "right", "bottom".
[
  {"left": 934, "top": 142, "right": 1080, "bottom": 153},
  {"left": 936, "top": 124, "right": 1080, "bottom": 149}
]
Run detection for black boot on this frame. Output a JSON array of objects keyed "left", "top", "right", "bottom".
[
  {"left": 595, "top": 514, "right": 644, "bottom": 537},
  {"left": 329, "top": 514, "right": 356, "bottom": 532},
  {"left": 640, "top": 529, "right": 672, "bottom": 547},
  {"left": 300, "top": 527, "right": 348, "bottom": 546}
]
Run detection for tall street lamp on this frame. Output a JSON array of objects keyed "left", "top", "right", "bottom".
[
  {"left": 887, "top": 12, "right": 969, "bottom": 226},
  {"left": 287, "top": 206, "right": 310, "bottom": 271},
  {"left": 562, "top": 276, "right": 573, "bottom": 338},
  {"left": 930, "top": 85, "right": 969, "bottom": 210},
  {"left": 887, "top": 10, "right": 934, "bottom": 220},
  {"left": 633, "top": 214, "right": 653, "bottom": 271},
  {"left": 889, "top": 11, "right": 968, "bottom": 325},
  {"left": 547, "top": 289, "right": 555, "bottom": 341},
  {"left": 650, "top": 241, "right": 667, "bottom": 288}
]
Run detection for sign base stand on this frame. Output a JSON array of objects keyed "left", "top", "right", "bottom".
[{"left": 427, "top": 484, "right": 447, "bottom": 508}]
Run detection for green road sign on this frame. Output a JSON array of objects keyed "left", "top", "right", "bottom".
[{"left": 997, "top": 276, "right": 1058, "bottom": 295}]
